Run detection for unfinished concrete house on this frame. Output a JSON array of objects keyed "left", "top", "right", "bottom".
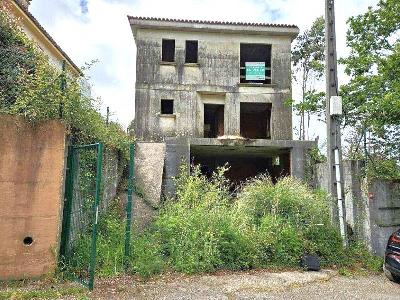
[{"left": 128, "top": 16, "right": 316, "bottom": 199}]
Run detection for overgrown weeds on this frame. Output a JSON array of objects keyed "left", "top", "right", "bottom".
[
  {"left": 70, "top": 165, "right": 382, "bottom": 280},
  {"left": 124, "top": 166, "right": 381, "bottom": 278}
]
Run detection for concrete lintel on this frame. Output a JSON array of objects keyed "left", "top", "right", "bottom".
[
  {"left": 135, "top": 83, "right": 291, "bottom": 95},
  {"left": 189, "top": 138, "right": 315, "bottom": 149}
]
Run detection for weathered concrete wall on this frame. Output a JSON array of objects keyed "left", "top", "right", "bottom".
[
  {"left": 134, "top": 142, "right": 166, "bottom": 207},
  {"left": 368, "top": 180, "right": 400, "bottom": 256},
  {"left": 0, "top": 114, "right": 66, "bottom": 280},
  {"left": 164, "top": 138, "right": 190, "bottom": 197},
  {"left": 134, "top": 28, "right": 293, "bottom": 142},
  {"left": 315, "top": 160, "right": 400, "bottom": 256}
]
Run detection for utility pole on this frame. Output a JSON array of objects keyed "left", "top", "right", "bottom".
[
  {"left": 106, "top": 106, "right": 110, "bottom": 126},
  {"left": 325, "top": 0, "right": 347, "bottom": 246}
]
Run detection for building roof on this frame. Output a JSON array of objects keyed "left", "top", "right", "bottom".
[
  {"left": 128, "top": 16, "right": 299, "bottom": 39},
  {"left": 128, "top": 16, "right": 298, "bottom": 29},
  {"left": 13, "top": 0, "right": 81, "bottom": 74}
]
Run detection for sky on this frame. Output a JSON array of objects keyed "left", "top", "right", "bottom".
[{"left": 29, "top": 0, "right": 379, "bottom": 143}]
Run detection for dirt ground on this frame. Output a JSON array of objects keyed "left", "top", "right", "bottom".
[
  {"left": 2, "top": 270, "right": 400, "bottom": 299},
  {"left": 89, "top": 270, "right": 400, "bottom": 300}
]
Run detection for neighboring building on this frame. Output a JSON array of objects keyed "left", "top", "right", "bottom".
[
  {"left": 128, "top": 16, "right": 316, "bottom": 196},
  {"left": 4, "top": 0, "right": 80, "bottom": 75}
]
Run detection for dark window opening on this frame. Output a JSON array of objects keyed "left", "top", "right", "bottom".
[
  {"left": 191, "top": 146, "right": 290, "bottom": 186},
  {"left": 204, "top": 104, "right": 224, "bottom": 138},
  {"left": 161, "top": 99, "right": 174, "bottom": 114},
  {"left": 240, "top": 43, "right": 272, "bottom": 84},
  {"left": 185, "top": 40, "right": 198, "bottom": 63},
  {"left": 240, "top": 103, "right": 271, "bottom": 139},
  {"left": 162, "top": 39, "right": 175, "bottom": 62}
]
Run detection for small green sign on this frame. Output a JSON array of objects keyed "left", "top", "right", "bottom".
[{"left": 245, "top": 62, "right": 265, "bottom": 80}]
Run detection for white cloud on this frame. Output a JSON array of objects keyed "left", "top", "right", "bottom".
[{"left": 29, "top": 0, "right": 379, "bottom": 137}]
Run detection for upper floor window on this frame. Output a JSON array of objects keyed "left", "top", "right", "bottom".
[
  {"left": 161, "top": 99, "right": 174, "bottom": 114},
  {"left": 240, "top": 43, "right": 272, "bottom": 84},
  {"left": 162, "top": 39, "right": 175, "bottom": 62},
  {"left": 185, "top": 40, "right": 198, "bottom": 63}
]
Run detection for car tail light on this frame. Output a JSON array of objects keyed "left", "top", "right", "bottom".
[
  {"left": 387, "top": 253, "right": 400, "bottom": 263},
  {"left": 390, "top": 233, "right": 400, "bottom": 244}
]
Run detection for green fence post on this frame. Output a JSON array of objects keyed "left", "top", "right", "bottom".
[
  {"left": 60, "top": 145, "right": 75, "bottom": 260},
  {"left": 125, "top": 143, "right": 135, "bottom": 265},
  {"left": 88, "top": 143, "right": 103, "bottom": 291}
]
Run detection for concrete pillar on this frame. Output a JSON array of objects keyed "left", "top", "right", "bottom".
[
  {"left": 290, "top": 146, "right": 305, "bottom": 179},
  {"left": 163, "top": 137, "right": 190, "bottom": 197},
  {"left": 225, "top": 93, "right": 240, "bottom": 136}
]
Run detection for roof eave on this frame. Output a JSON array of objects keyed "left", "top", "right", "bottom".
[{"left": 128, "top": 16, "right": 299, "bottom": 40}]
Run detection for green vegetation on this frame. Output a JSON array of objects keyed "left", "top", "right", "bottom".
[
  {"left": 289, "top": 16, "right": 326, "bottom": 140},
  {"left": 0, "top": 286, "right": 86, "bottom": 300},
  {"left": 341, "top": 0, "right": 400, "bottom": 166},
  {"left": 365, "top": 159, "right": 400, "bottom": 181},
  {"left": 67, "top": 199, "right": 126, "bottom": 279},
  {"left": 122, "top": 167, "right": 381, "bottom": 278},
  {"left": 0, "top": 4, "right": 132, "bottom": 155}
]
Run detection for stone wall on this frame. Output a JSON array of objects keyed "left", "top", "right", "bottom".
[{"left": 0, "top": 114, "right": 66, "bottom": 280}]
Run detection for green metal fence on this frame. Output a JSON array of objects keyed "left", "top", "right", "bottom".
[
  {"left": 124, "top": 144, "right": 135, "bottom": 264},
  {"left": 59, "top": 143, "right": 104, "bottom": 291}
]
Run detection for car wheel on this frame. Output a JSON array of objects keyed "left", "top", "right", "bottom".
[{"left": 383, "top": 264, "right": 400, "bottom": 283}]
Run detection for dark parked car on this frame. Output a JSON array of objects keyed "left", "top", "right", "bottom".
[{"left": 384, "top": 229, "right": 400, "bottom": 282}]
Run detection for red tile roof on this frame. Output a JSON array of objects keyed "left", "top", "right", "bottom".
[{"left": 128, "top": 16, "right": 298, "bottom": 29}]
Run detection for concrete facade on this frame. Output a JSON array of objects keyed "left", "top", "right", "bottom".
[
  {"left": 129, "top": 17, "right": 316, "bottom": 200},
  {"left": 0, "top": 115, "right": 66, "bottom": 280}
]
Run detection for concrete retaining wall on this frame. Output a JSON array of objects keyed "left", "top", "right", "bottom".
[
  {"left": 315, "top": 160, "right": 400, "bottom": 256},
  {"left": 0, "top": 114, "right": 66, "bottom": 280}
]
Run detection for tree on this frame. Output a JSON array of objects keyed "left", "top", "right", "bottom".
[
  {"left": 340, "top": 0, "right": 400, "bottom": 161},
  {"left": 291, "top": 17, "right": 326, "bottom": 140}
]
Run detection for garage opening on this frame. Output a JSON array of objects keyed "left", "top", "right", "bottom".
[
  {"left": 204, "top": 104, "right": 224, "bottom": 138},
  {"left": 240, "top": 103, "right": 271, "bottom": 139},
  {"left": 191, "top": 146, "right": 290, "bottom": 185}
]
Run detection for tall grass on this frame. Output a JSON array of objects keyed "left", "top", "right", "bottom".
[
  {"left": 78, "top": 166, "right": 381, "bottom": 279},
  {"left": 128, "top": 166, "right": 360, "bottom": 278}
]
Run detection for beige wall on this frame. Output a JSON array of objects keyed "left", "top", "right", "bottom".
[{"left": 0, "top": 114, "right": 66, "bottom": 280}]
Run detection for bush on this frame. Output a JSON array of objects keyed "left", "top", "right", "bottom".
[
  {"left": 130, "top": 234, "right": 165, "bottom": 278},
  {"left": 67, "top": 200, "right": 126, "bottom": 278},
  {"left": 127, "top": 167, "right": 370, "bottom": 278},
  {"left": 235, "top": 176, "right": 330, "bottom": 227},
  {"left": 257, "top": 215, "right": 304, "bottom": 267},
  {"left": 79, "top": 167, "right": 380, "bottom": 279},
  {"left": 95, "top": 205, "right": 126, "bottom": 277}
]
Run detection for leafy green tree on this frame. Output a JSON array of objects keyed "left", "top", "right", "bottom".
[
  {"left": 340, "top": 0, "right": 400, "bottom": 161},
  {"left": 291, "top": 17, "right": 326, "bottom": 140}
]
